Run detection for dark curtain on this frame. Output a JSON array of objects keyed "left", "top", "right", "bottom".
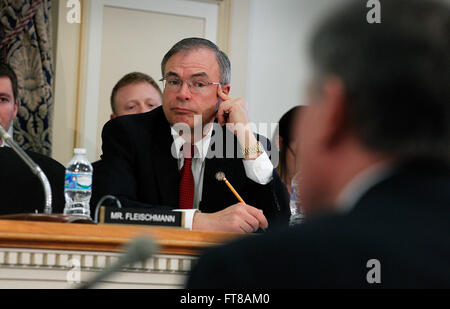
[{"left": 0, "top": 0, "right": 54, "bottom": 155}]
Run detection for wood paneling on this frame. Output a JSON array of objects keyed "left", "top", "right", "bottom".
[{"left": 0, "top": 220, "right": 245, "bottom": 256}]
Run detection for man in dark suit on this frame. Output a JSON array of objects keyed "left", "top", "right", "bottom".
[
  {"left": 187, "top": 0, "right": 450, "bottom": 288},
  {"left": 94, "top": 38, "right": 290, "bottom": 232},
  {"left": 90, "top": 72, "right": 163, "bottom": 215},
  {"left": 0, "top": 63, "right": 65, "bottom": 215},
  {"left": 0, "top": 148, "right": 65, "bottom": 215}
]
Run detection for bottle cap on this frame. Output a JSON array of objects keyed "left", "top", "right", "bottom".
[{"left": 74, "top": 148, "right": 87, "bottom": 155}]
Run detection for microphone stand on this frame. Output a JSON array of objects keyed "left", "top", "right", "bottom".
[
  {"left": 0, "top": 124, "right": 52, "bottom": 214},
  {"left": 78, "top": 237, "right": 158, "bottom": 289}
]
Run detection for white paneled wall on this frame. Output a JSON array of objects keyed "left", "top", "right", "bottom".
[{"left": 246, "top": 0, "right": 345, "bottom": 138}]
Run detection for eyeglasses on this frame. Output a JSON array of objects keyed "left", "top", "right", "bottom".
[{"left": 159, "top": 76, "right": 220, "bottom": 94}]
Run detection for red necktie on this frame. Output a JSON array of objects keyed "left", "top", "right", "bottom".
[{"left": 179, "top": 144, "right": 195, "bottom": 209}]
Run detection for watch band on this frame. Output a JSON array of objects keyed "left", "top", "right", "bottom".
[{"left": 243, "top": 142, "right": 263, "bottom": 159}]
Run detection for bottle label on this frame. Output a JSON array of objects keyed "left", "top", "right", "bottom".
[{"left": 65, "top": 173, "right": 92, "bottom": 191}]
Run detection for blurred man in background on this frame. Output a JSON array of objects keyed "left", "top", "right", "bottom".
[
  {"left": 109, "top": 72, "right": 162, "bottom": 119},
  {"left": 91, "top": 72, "right": 163, "bottom": 212},
  {"left": 187, "top": 0, "right": 450, "bottom": 288}
]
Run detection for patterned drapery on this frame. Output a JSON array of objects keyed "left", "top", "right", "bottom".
[{"left": 0, "top": 0, "right": 54, "bottom": 155}]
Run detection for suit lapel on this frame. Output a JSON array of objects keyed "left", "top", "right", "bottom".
[
  {"left": 151, "top": 110, "right": 180, "bottom": 207},
  {"left": 202, "top": 125, "right": 242, "bottom": 211}
]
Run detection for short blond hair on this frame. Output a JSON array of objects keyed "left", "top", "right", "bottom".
[{"left": 110, "top": 72, "right": 162, "bottom": 114}]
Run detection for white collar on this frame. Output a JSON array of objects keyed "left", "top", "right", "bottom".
[
  {"left": 170, "top": 123, "right": 214, "bottom": 161},
  {"left": 336, "top": 161, "right": 394, "bottom": 213}
]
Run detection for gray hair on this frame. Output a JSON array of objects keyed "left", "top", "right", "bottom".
[{"left": 161, "top": 38, "right": 231, "bottom": 85}]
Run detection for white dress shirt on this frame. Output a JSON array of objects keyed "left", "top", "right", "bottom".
[
  {"left": 171, "top": 124, "right": 274, "bottom": 229},
  {"left": 1, "top": 126, "right": 13, "bottom": 147}
]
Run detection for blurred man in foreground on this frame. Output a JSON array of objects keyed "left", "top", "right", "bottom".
[{"left": 187, "top": 0, "right": 450, "bottom": 288}]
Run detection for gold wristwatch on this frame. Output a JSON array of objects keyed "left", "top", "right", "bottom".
[{"left": 243, "top": 142, "right": 263, "bottom": 159}]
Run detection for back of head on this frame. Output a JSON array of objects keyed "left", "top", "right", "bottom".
[
  {"left": 278, "top": 107, "right": 300, "bottom": 146},
  {"left": 274, "top": 106, "right": 302, "bottom": 183},
  {"left": 310, "top": 0, "right": 450, "bottom": 162}
]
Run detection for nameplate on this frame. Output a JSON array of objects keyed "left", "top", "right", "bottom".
[{"left": 99, "top": 207, "right": 184, "bottom": 227}]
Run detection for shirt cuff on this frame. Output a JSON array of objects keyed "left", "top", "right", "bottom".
[
  {"left": 242, "top": 151, "right": 273, "bottom": 185},
  {"left": 173, "top": 209, "right": 197, "bottom": 230}
]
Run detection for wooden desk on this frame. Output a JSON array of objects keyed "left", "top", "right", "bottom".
[{"left": 0, "top": 220, "right": 243, "bottom": 288}]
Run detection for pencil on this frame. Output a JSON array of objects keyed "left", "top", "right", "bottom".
[
  {"left": 215, "top": 172, "right": 246, "bottom": 205},
  {"left": 215, "top": 172, "right": 265, "bottom": 231},
  {"left": 224, "top": 178, "right": 246, "bottom": 204}
]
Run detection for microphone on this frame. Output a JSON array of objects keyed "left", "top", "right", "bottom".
[
  {"left": 0, "top": 124, "right": 52, "bottom": 214},
  {"left": 78, "top": 236, "right": 159, "bottom": 289},
  {"left": 94, "top": 195, "right": 123, "bottom": 223}
]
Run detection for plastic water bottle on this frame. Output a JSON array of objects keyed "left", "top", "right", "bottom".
[
  {"left": 289, "top": 173, "right": 303, "bottom": 226},
  {"left": 64, "top": 148, "right": 92, "bottom": 218}
]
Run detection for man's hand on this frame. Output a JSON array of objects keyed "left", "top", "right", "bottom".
[
  {"left": 216, "top": 86, "right": 249, "bottom": 127},
  {"left": 192, "top": 203, "right": 269, "bottom": 233},
  {"left": 216, "top": 86, "right": 261, "bottom": 160}
]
